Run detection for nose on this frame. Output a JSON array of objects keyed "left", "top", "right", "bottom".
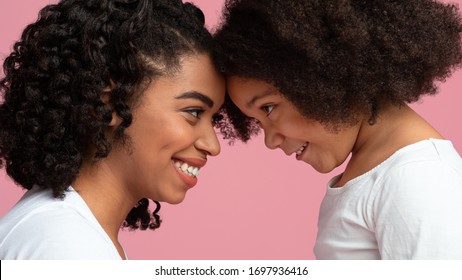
[
  {"left": 263, "top": 125, "right": 284, "bottom": 150},
  {"left": 195, "top": 125, "right": 221, "bottom": 157}
]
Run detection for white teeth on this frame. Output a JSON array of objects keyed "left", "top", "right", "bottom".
[
  {"left": 181, "top": 163, "right": 188, "bottom": 171},
  {"left": 173, "top": 160, "right": 201, "bottom": 177},
  {"left": 295, "top": 143, "right": 308, "bottom": 156}
]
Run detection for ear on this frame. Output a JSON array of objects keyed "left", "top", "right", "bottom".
[
  {"left": 101, "top": 86, "right": 112, "bottom": 103},
  {"left": 101, "top": 82, "right": 123, "bottom": 128}
]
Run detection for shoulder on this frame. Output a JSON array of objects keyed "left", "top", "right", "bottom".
[
  {"left": 378, "top": 139, "right": 462, "bottom": 186},
  {"left": 372, "top": 139, "right": 462, "bottom": 219},
  {"left": 371, "top": 140, "right": 462, "bottom": 258},
  {"left": 0, "top": 188, "right": 119, "bottom": 259},
  {"left": 372, "top": 139, "right": 462, "bottom": 216}
]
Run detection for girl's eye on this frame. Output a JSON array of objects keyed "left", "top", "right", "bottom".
[{"left": 261, "top": 104, "right": 275, "bottom": 116}]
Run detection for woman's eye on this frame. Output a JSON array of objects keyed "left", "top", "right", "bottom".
[
  {"left": 185, "top": 108, "right": 204, "bottom": 118},
  {"left": 261, "top": 104, "right": 275, "bottom": 115}
]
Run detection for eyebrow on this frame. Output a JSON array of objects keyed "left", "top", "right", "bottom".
[
  {"left": 246, "top": 89, "right": 278, "bottom": 108},
  {"left": 175, "top": 91, "right": 214, "bottom": 108}
]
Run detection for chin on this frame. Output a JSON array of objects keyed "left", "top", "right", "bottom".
[
  {"left": 311, "top": 164, "right": 336, "bottom": 174},
  {"left": 162, "top": 193, "right": 187, "bottom": 205}
]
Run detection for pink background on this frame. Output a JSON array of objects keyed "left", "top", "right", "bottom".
[{"left": 1, "top": 0, "right": 461, "bottom": 260}]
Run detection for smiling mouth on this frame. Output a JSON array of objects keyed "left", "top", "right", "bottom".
[
  {"left": 295, "top": 143, "right": 308, "bottom": 156},
  {"left": 173, "top": 160, "right": 201, "bottom": 177}
]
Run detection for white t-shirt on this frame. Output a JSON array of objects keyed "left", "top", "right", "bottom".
[
  {"left": 0, "top": 186, "right": 124, "bottom": 259},
  {"left": 314, "top": 139, "right": 462, "bottom": 259}
]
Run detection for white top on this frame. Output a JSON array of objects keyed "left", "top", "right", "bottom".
[
  {"left": 314, "top": 139, "right": 462, "bottom": 259},
  {"left": 0, "top": 186, "right": 124, "bottom": 259}
]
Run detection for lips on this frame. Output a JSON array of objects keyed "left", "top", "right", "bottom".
[{"left": 172, "top": 157, "right": 207, "bottom": 188}]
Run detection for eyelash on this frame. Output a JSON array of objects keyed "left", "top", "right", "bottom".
[
  {"left": 185, "top": 108, "right": 205, "bottom": 119},
  {"left": 260, "top": 104, "right": 275, "bottom": 116},
  {"left": 184, "top": 108, "right": 223, "bottom": 126}
]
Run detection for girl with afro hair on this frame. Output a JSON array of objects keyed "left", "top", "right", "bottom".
[
  {"left": 214, "top": 0, "right": 462, "bottom": 259},
  {"left": 0, "top": 0, "right": 225, "bottom": 259}
]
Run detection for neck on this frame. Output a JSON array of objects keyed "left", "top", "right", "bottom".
[
  {"left": 336, "top": 103, "right": 442, "bottom": 186},
  {"left": 72, "top": 159, "right": 140, "bottom": 252},
  {"left": 356, "top": 103, "right": 442, "bottom": 153}
]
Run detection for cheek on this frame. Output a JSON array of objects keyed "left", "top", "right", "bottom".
[
  {"left": 154, "top": 119, "right": 197, "bottom": 151},
  {"left": 276, "top": 121, "right": 308, "bottom": 138},
  {"left": 124, "top": 119, "right": 181, "bottom": 166}
]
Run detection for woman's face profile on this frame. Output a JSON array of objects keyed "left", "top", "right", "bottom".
[
  {"left": 107, "top": 54, "right": 225, "bottom": 204},
  {"left": 227, "top": 76, "right": 360, "bottom": 173}
]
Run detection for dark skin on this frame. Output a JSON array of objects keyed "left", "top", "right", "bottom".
[
  {"left": 213, "top": 0, "right": 462, "bottom": 145},
  {"left": 227, "top": 77, "right": 443, "bottom": 187},
  {"left": 73, "top": 54, "right": 224, "bottom": 259}
]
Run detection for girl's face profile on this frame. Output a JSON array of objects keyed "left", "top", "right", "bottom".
[
  {"left": 227, "top": 76, "right": 360, "bottom": 173},
  {"left": 108, "top": 54, "right": 225, "bottom": 204}
]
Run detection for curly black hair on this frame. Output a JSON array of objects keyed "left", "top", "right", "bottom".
[
  {"left": 213, "top": 0, "right": 462, "bottom": 141},
  {"left": 0, "top": 0, "right": 213, "bottom": 230}
]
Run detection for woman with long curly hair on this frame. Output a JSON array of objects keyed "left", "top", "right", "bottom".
[
  {"left": 0, "top": 0, "right": 224, "bottom": 259},
  {"left": 214, "top": 0, "right": 462, "bottom": 259}
]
